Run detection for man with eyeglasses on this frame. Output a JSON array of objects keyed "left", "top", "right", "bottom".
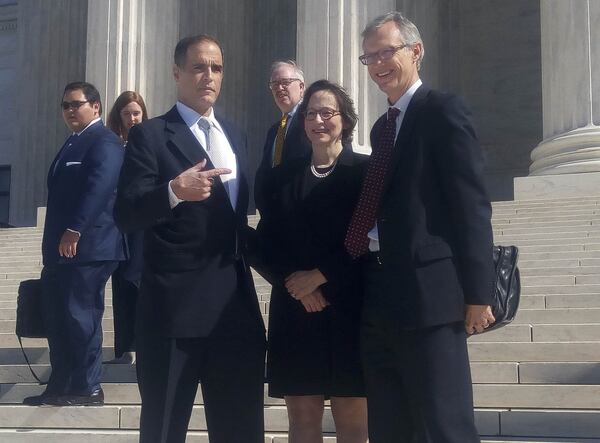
[
  {"left": 24, "top": 82, "right": 125, "bottom": 406},
  {"left": 345, "top": 12, "right": 495, "bottom": 442},
  {"left": 254, "top": 60, "right": 311, "bottom": 211}
]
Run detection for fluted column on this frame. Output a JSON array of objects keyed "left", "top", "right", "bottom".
[
  {"left": 296, "top": 0, "right": 395, "bottom": 153},
  {"left": 85, "top": 0, "right": 179, "bottom": 117},
  {"left": 13, "top": 0, "right": 87, "bottom": 226},
  {"left": 529, "top": 0, "right": 600, "bottom": 175}
]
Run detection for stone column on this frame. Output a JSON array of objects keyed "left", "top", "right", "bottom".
[
  {"left": 296, "top": 0, "right": 395, "bottom": 153},
  {"left": 85, "top": 0, "right": 179, "bottom": 118},
  {"left": 528, "top": 0, "right": 600, "bottom": 176},
  {"left": 13, "top": 0, "right": 87, "bottom": 226}
]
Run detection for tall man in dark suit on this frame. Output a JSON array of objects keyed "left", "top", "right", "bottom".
[
  {"left": 344, "top": 12, "right": 496, "bottom": 442},
  {"left": 114, "top": 35, "right": 266, "bottom": 443},
  {"left": 24, "top": 82, "right": 125, "bottom": 406},
  {"left": 254, "top": 60, "right": 311, "bottom": 210}
]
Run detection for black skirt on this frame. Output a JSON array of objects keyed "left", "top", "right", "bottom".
[{"left": 266, "top": 284, "right": 365, "bottom": 398}]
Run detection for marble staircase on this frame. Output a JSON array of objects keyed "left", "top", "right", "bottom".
[{"left": 1, "top": 197, "right": 600, "bottom": 441}]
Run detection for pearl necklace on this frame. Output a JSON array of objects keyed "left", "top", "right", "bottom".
[{"left": 310, "top": 159, "right": 338, "bottom": 178}]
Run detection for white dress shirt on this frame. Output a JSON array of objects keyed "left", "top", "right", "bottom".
[
  {"left": 368, "top": 78, "right": 423, "bottom": 252},
  {"left": 168, "top": 102, "right": 239, "bottom": 210}
]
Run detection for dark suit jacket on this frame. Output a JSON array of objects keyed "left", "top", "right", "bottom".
[
  {"left": 42, "top": 121, "right": 126, "bottom": 266},
  {"left": 254, "top": 112, "right": 312, "bottom": 212},
  {"left": 371, "top": 84, "right": 495, "bottom": 329},
  {"left": 114, "top": 106, "right": 263, "bottom": 338}
]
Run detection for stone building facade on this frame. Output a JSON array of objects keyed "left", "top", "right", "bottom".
[{"left": 0, "top": 0, "right": 598, "bottom": 226}]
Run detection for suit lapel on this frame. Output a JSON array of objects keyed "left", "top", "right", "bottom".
[
  {"left": 382, "top": 84, "right": 430, "bottom": 194},
  {"left": 47, "top": 121, "right": 103, "bottom": 187},
  {"left": 262, "top": 123, "right": 278, "bottom": 167},
  {"left": 48, "top": 137, "right": 70, "bottom": 187},
  {"left": 164, "top": 106, "right": 207, "bottom": 167}
]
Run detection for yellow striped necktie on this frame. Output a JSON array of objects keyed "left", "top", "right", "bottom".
[{"left": 273, "top": 113, "right": 288, "bottom": 167}]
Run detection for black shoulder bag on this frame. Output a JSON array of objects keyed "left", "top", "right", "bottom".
[
  {"left": 15, "top": 278, "right": 48, "bottom": 384},
  {"left": 475, "top": 245, "right": 521, "bottom": 334}
]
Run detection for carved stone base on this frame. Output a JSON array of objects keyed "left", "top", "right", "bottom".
[{"left": 529, "top": 126, "right": 600, "bottom": 176}]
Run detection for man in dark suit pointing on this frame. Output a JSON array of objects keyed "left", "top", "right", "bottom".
[
  {"left": 115, "top": 35, "right": 266, "bottom": 443},
  {"left": 346, "top": 12, "right": 496, "bottom": 442},
  {"left": 24, "top": 81, "right": 125, "bottom": 406}
]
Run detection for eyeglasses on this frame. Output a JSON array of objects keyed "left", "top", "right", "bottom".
[
  {"left": 269, "top": 78, "right": 301, "bottom": 90},
  {"left": 304, "top": 108, "right": 341, "bottom": 121},
  {"left": 61, "top": 100, "right": 90, "bottom": 110},
  {"left": 359, "top": 44, "right": 411, "bottom": 65}
]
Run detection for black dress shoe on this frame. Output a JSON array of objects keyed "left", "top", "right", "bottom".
[
  {"left": 55, "top": 388, "right": 104, "bottom": 406},
  {"left": 23, "top": 392, "right": 60, "bottom": 406}
]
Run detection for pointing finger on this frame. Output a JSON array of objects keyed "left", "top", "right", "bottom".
[{"left": 203, "top": 168, "right": 232, "bottom": 178}]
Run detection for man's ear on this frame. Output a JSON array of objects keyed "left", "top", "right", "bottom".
[
  {"left": 91, "top": 101, "right": 101, "bottom": 115},
  {"left": 411, "top": 43, "right": 423, "bottom": 64},
  {"left": 173, "top": 64, "right": 180, "bottom": 82}
]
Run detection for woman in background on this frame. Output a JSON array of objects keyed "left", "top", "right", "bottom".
[
  {"left": 107, "top": 91, "right": 148, "bottom": 144},
  {"left": 105, "top": 91, "right": 148, "bottom": 364}
]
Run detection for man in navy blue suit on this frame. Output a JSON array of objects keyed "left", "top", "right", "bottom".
[{"left": 24, "top": 82, "right": 125, "bottom": 406}]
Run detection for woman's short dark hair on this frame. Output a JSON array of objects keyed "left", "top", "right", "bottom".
[
  {"left": 107, "top": 91, "right": 149, "bottom": 140},
  {"left": 64, "top": 81, "right": 103, "bottom": 115},
  {"left": 298, "top": 79, "right": 358, "bottom": 145}
]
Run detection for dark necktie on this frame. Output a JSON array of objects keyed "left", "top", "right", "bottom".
[{"left": 344, "top": 107, "right": 401, "bottom": 258}]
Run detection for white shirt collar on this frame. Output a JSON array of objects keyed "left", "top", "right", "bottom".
[
  {"left": 176, "top": 101, "right": 224, "bottom": 133},
  {"left": 390, "top": 78, "right": 422, "bottom": 113},
  {"left": 74, "top": 117, "right": 102, "bottom": 136},
  {"left": 288, "top": 100, "right": 301, "bottom": 118}
]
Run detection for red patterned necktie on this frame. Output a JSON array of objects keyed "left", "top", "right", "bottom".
[{"left": 344, "top": 107, "right": 401, "bottom": 258}]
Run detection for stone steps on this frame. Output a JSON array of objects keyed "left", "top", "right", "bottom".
[
  {"left": 8, "top": 434, "right": 574, "bottom": 443},
  {"left": 2, "top": 341, "right": 600, "bottom": 364},
  {"left": 1, "top": 197, "right": 600, "bottom": 440},
  {"left": 495, "top": 227, "right": 600, "bottom": 237},
  {"left": 0, "top": 406, "right": 599, "bottom": 440},
  {"left": 545, "top": 294, "right": 600, "bottom": 309},
  {"left": 3, "top": 361, "right": 600, "bottom": 385},
  {"left": 0, "top": 432, "right": 587, "bottom": 443},
  {"left": 9, "top": 382, "right": 574, "bottom": 407}
]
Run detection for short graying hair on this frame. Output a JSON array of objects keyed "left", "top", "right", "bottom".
[
  {"left": 269, "top": 60, "right": 305, "bottom": 83},
  {"left": 362, "top": 11, "right": 425, "bottom": 70}
]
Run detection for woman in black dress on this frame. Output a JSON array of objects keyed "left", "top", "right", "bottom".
[{"left": 257, "top": 80, "right": 368, "bottom": 443}]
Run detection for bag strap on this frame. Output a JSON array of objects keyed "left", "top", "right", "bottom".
[{"left": 17, "top": 336, "right": 47, "bottom": 385}]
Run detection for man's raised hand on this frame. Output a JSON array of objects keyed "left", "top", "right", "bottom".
[{"left": 170, "top": 159, "right": 231, "bottom": 202}]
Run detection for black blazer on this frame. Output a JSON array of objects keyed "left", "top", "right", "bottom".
[
  {"left": 43, "top": 121, "right": 126, "bottom": 265},
  {"left": 372, "top": 84, "right": 495, "bottom": 329},
  {"left": 254, "top": 113, "right": 312, "bottom": 212},
  {"left": 114, "top": 106, "right": 263, "bottom": 337},
  {"left": 256, "top": 147, "right": 367, "bottom": 305}
]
